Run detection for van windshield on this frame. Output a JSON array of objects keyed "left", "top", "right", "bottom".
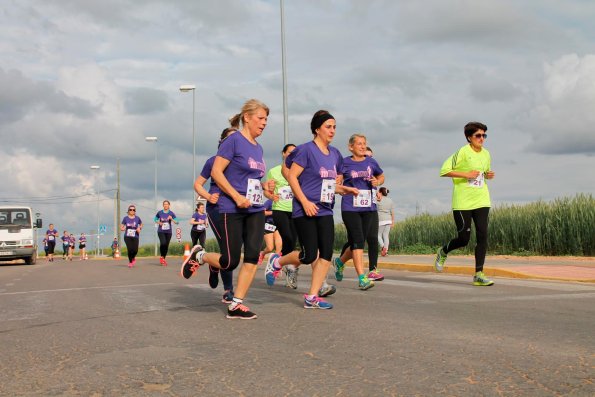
[{"left": 0, "top": 209, "right": 31, "bottom": 228}]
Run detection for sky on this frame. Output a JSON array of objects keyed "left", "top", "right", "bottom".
[{"left": 1, "top": 0, "right": 594, "bottom": 248}]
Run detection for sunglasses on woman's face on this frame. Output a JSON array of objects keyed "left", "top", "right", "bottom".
[
  {"left": 473, "top": 133, "right": 487, "bottom": 139},
  {"left": 128, "top": 208, "right": 136, "bottom": 212}
]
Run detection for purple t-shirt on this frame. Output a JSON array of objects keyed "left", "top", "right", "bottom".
[
  {"left": 155, "top": 210, "right": 177, "bottom": 234},
  {"left": 200, "top": 156, "right": 221, "bottom": 210},
  {"left": 61, "top": 235, "right": 70, "bottom": 246},
  {"left": 79, "top": 236, "right": 87, "bottom": 244},
  {"left": 69, "top": 235, "right": 76, "bottom": 245},
  {"left": 46, "top": 229, "right": 58, "bottom": 242},
  {"left": 215, "top": 132, "right": 266, "bottom": 214},
  {"left": 121, "top": 216, "right": 142, "bottom": 239},
  {"left": 285, "top": 141, "right": 343, "bottom": 218},
  {"left": 341, "top": 156, "right": 383, "bottom": 212},
  {"left": 192, "top": 212, "right": 208, "bottom": 231}
]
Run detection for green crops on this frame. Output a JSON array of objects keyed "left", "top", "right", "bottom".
[{"left": 334, "top": 194, "right": 594, "bottom": 256}]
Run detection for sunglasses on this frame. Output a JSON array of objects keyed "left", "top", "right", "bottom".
[
  {"left": 473, "top": 134, "right": 488, "bottom": 139},
  {"left": 128, "top": 208, "right": 136, "bottom": 212}
]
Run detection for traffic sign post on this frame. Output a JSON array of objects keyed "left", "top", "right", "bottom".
[{"left": 175, "top": 227, "right": 182, "bottom": 243}]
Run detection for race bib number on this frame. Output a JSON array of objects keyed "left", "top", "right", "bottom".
[
  {"left": 278, "top": 186, "right": 293, "bottom": 201},
  {"left": 372, "top": 188, "right": 378, "bottom": 205},
  {"left": 264, "top": 223, "right": 277, "bottom": 232},
  {"left": 320, "top": 180, "right": 336, "bottom": 204},
  {"left": 246, "top": 178, "right": 264, "bottom": 205},
  {"left": 468, "top": 172, "right": 485, "bottom": 188},
  {"left": 161, "top": 222, "right": 170, "bottom": 231},
  {"left": 196, "top": 224, "right": 206, "bottom": 231},
  {"left": 48, "top": 236, "right": 54, "bottom": 241},
  {"left": 126, "top": 229, "right": 136, "bottom": 237},
  {"left": 353, "top": 190, "right": 372, "bottom": 208}
]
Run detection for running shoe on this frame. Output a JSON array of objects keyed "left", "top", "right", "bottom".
[
  {"left": 434, "top": 247, "right": 447, "bottom": 272},
  {"left": 162, "top": 258, "right": 168, "bottom": 267},
  {"left": 284, "top": 267, "right": 298, "bottom": 289},
  {"left": 159, "top": 257, "right": 165, "bottom": 265},
  {"left": 318, "top": 284, "right": 336, "bottom": 297},
  {"left": 128, "top": 261, "right": 133, "bottom": 268},
  {"left": 221, "top": 290, "right": 234, "bottom": 304},
  {"left": 226, "top": 303, "right": 257, "bottom": 319},
  {"left": 304, "top": 295, "right": 333, "bottom": 310},
  {"left": 358, "top": 275, "right": 375, "bottom": 290},
  {"left": 131, "top": 258, "right": 136, "bottom": 267},
  {"left": 256, "top": 250, "right": 266, "bottom": 266},
  {"left": 473, "top": 271, "right": 494, "bottom": 286},
  {"left": 333, "top": 257, "right": 345, "bottom": 281},
  {"left": 208, "top": 266, "right": 219, "bottom": 289},
  {"left": 367, "top": 269, "right": 385, "bottom": 281},
  {"left": 265, "top": 253, "right": 281, "bottom": 286},
  {"left": 180, "top": 244, "right": 204, "bottom": 279}
]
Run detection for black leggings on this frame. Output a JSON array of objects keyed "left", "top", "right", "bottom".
[
  {"left": 340, "top": 211, "right": 379, "bottom": 271},
  {"left": 47, "top": 241, "right": 56, "bottom": 254},
  {"left": 190, "top": 230, "right": 206, "bottom": 248},
  {"left": 443, "top": 207, "right": 490, "bottom": 272},
  {"left": 124, "top": 236, "right": 139, "bottom": 262},
  {"left": 272, "top": 210, "right": 297, "bottom": 256},
  {"left": 217, "top": 212, "right": 265, "bottom": 271},
  {"left": 206, "top": 205, "right": 233, "bottom": 291},
  {"left": 158, "top": 232, "right": 172, "bottom": 258},
  {"left": 294, "top": 215, "right": 334, "bottom": 263}
]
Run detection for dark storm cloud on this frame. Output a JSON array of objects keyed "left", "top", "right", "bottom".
[{"left": 0, "top": 68, "right": 97, "bottom": 125}]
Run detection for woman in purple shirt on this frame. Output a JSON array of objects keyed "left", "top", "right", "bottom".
[
  {"left": 192, "top": 127, "right": 237, "bottom": 303},
  {"left": 45, "top": 224, "right": 59, "bottom": 262},
  {"left": 181, "top": 99, "right": 272, "bottom": 320},
  {"left": 264, "top": 110, "right": 358, "bottom": 310},
  {"left": 120, "top": 204, "right": 143, "bottom": 268},
  {"left": 79, "top": 233, "right": 87, "bottom": 260},
  {"left": 334, "top": 134, "right": 385, "bottom": 290},
  {"left": 154, "top": 200, "right": 179, "bottom": 266}
]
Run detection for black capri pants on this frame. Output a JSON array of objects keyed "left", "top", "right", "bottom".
[
  {"left": 341, "top": 210, "right": 376, "bottom": 251},
  {"left": 443, "top": 207, "right": 490, "bottom": 272},
  {"left": 124, "top": 236, "right": 139, "bottom": 262},
  {"left": 157, "top": 232, "right": 172, "bottom": 258},
  {"left": 293, "top": 215, "right": 334, "bottom": 264},
  {"left": 272, "top": 210, "right": 297, "bottom": 256},
  {"left": 217, "top": 211, "right": 265, "bottom": 271}
]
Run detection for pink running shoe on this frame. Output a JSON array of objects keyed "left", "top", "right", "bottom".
[
  {"left": 367, "top": 269, "right": 385, "bottom": 281},
  {"left": 257, "top": 251, "right": 265, "bottom": 266}
]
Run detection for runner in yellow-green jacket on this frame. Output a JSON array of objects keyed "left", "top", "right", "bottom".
[{"left": 434, "top": 121, "right": 495, "bottom": 286}]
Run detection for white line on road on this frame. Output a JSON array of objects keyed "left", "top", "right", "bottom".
[{"left": 0, "top": 282, "right": 174, "bottom": 296}]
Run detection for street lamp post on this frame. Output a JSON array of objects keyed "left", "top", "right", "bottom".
[
  {"left": 90, "top": 165, "right": 100, "bottom": 257},
  {"left": 179, "top": 84, "right": 196, "bottom": 207},
  {"left": 145, "top": 136, "right": 158, "bottom": 257}
]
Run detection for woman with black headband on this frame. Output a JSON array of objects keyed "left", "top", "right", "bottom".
[{"left": 265, "top": 110, "right": 358, "bottom": 310}]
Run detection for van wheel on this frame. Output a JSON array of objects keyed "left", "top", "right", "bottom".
[{"left": 25, "top": 253, "right": 37, "bottom": 265}]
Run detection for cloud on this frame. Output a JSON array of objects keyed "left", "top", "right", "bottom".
[
  {"left": 124, "top": 87, "right": 170, "bottom": 114},
  {"left": 469, "top": 75, "right": 521, "bottom": 102},
  {"left": 523, "top": 54, "right": 595, "bottom": 155},
  {"left": 0, "top": 68, "right": 97, "bottom": 125}
]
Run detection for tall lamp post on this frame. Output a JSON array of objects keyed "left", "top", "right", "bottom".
[
  {"left": 145, "top": 136, "right": 158, "bottom": 257},
  {"left": 179, "top": 84, "right": 196, "bottom": 206},
  {"left": 90, "top": 165, "right": 100, "bottom": 257}
]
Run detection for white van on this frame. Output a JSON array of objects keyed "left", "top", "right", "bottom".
[{"left": 0, "top": 206, "right": 42, "bottom": 265}]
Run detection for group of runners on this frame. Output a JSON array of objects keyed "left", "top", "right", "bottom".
[
  {"left": 42, "top": 224, "right": 88, "bottom": 262},
  {"left": 46, "top": 100, "right": 495, "bottom": 320},
  {"left": 173, "top": 99, "right": 495, "bottom": 320}
]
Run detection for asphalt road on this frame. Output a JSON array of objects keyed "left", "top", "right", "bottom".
[{"left": 0, "top": 258, "right": 593, "bottom": 396}]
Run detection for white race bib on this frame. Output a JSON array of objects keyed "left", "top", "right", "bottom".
[
  {"left": 353, "top": 190, "right": 372, "bottom": 208},
  {"left": 468, "top": 172, "right": 485, "bottom": 188},
  {"left": 278, "top": 186, "right": 293, "bottom": 201},
  {"left": 264, "top": 223, "right": 277, "bottom": 232},
  {"left": 320, "top": 180, "right": 336, "bottom": 204},
  {"left": 48, "top": 236, "right": 54, "bottom": 241},
  {"left": 246, "top": 178, "right": 264, "bottom": 205},
  {"left": 126, "top": 229, "right": 136, "bottom": 237},
  {"left": 161, "top": 222, "right": 170, "bottom": 231}
]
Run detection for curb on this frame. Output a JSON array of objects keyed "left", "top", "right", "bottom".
[{"left": 370, "top": 262, "right": 595, "bottom": 283}]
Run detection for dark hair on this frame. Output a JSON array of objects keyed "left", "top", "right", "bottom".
[
  {"left": 464, "top": 122, "right": 488, "bottom": 142},
  {"left": 379, "top": 187, "right": 389, "bottom": 196},
  {"left": 282, "top": 143, "right": 296, "bottom": 153},
  {"left": 195, "top": 202, "right": 204, "bottom": 212},
  {"left": 218, "top": 127, "right": 236, "bottom": 148},
  {"left": 310, "top": 110, "right": 335, "bottom": 135}
]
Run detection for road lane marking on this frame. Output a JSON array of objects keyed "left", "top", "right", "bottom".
[{"left": 0, "top": 282, "right": 174, "bottom": 296}]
